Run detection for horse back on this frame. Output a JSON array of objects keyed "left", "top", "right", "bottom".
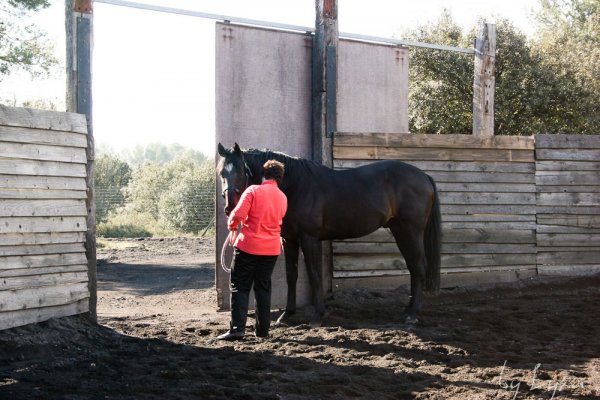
[{"left": 283, "top": 160, "right": 435, "bottom": 240}]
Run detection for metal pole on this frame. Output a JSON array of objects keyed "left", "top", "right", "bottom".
[{"left": 93, "top": 0, "right": 473, "bottom": 54}]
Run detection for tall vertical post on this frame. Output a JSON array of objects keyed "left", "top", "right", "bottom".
[
  {"left": 313, "top": 0, "right": 338, "bottom": 294},
  {"left": 313, "top": 0, "right": 338, "bottom": 165},
  {"left": 473, "top": 22, "right": 496, "bottom": 136},
  {"left": 66, "top": 0, "right": 96, "bottom": 321}
]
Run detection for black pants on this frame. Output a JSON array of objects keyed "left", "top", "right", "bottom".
[{"left": 230, "top": 248, "right": 278, "bottom": 336}]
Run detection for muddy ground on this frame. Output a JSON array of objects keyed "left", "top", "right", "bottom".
[{"left": 1, "top": 237, "right": 599, "bottom": 399}]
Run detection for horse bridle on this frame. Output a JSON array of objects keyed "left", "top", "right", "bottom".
[{"left": 222, "top": 162, "right": 253, "bottom": 198}]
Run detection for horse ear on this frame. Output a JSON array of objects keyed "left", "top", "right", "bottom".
[
  {"left": 217, "top": 143, "right": 227, "bottom": 157},
  {"left": 233, "top": 143, "right": 242, "bottom": 156}
]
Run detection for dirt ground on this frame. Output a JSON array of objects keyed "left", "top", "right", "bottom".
[{"left": 1, "top": 237, "right": 599, "bottom": 399}]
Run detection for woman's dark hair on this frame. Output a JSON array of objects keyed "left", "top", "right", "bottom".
[{"left": 263, "top": 160, "right": 285, "bottom": 183}]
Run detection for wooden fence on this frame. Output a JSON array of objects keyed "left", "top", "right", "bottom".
[
  {"left": 332, "top": 132, "right": 598, "bottom": 290},
  {"left": 1, "top": 115, "right": 598, "bottom": 329},
  {"left": 535, "top": 134, "right": 600, "bottom": 275},
  {"left": 0, "top": 105, "right": 90, "bottom": 330}
]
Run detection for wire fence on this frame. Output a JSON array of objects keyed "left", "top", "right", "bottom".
[{"left": 96, "top": 183, "right": 216, "bottom": 235}]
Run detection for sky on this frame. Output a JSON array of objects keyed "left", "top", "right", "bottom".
[{"left": 1, "top": 0, "right": 540, "bottom": 157}]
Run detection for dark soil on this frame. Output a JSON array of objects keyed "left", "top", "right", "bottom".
[{"left": 1, "top": 237, "right": 598, "bottom": 399}]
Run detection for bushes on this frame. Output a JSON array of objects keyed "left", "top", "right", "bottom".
[
  {"left": 95, "top": 146, "right": 214, "bottom": 238},
  {"left": 158, "top": 176, "right": 214, "bottom": 233},
  {"left": 95, "top": 153, "right": 131, "bottom": 223},
  {"left": 96, "top": 213, "right": 153, "bottom": 238}
]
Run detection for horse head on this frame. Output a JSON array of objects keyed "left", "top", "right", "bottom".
[{"left": 217, "top": 142, "right": 253, "bottom": 216}]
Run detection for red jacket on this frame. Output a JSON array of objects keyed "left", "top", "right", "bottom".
[{"left": 227, "top": 180, "right": 288, "bottom": 256}]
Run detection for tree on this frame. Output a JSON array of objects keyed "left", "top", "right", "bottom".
[
  {"left": 0, "top": 0, "right": 57, "bottom": 81},
  {"left": 95, "top": 153, "right": 132, "bottom": 222},
  {"left": 406, "top": 12, "right": 473, "bottom": 134},
  {"left": 123, "top": 142, "right": 208, "bottom": 167},
  {"left": 158, "top": 160, "right": 215, "bottom": 233},
  {"left": 124, "top": 155, "right": 214, "bottom": 233},
  {"left": 533, "top": 0, "right": 600, "bottom": 130},
  {"left": 492, "top": 18, "right": 596, "bottom": 134},
  {"left": 405, "top": 11, "right": 600, "bottom": 135}
]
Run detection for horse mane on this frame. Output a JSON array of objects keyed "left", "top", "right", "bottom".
[{"left": 243, "top": 148, "right": 323, "bottom": 185}]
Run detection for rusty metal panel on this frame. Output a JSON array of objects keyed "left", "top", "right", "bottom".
[{"left": 74, "top": 0, "right": 93, "bottom": 13}]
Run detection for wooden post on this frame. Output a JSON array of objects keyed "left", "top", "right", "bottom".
[
  {"left": 66, "top": 0, "right": 96, "bottom": 321},
  {"left": 313, "top": 0, "right": 338, "bottom": 294},
  {"left": 472, "top": 22, "right": 496, "bottom": 136},
  {"left": 313, "top": 0, "right": 337, "bottom": 165}
]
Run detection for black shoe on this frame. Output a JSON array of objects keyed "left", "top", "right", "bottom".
[
  {"left": 254, "top": 331, "right": 269, "bottom": 339},
  {"left": 217, "top": 331, "right": 245, "bottom": 340}
]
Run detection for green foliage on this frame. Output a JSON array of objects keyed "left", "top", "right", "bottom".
[
  {"left": 95, "top": 145, "right": 215, "bottom": 238},
  {"left": 96, "top": 212, "right": 153, "bottom": 238},
  {"left": 492, "top": 18, "right": 595, "bottom": 134},
  {"left": 7, "top": 0, "right": 49, "bottom": 10},
  {"left": 123, "top": 142, "right": 208, "bottom": 167},
  {"left": 157, "top": 169, "right": 214, "bottom": 233},
  {"left": 20, "top": 98, "right": 58, "bottom": 110},
  {"left": 95, "top": 153, "right": 132, "bottom": 223},
  {"left": 124, "top": 154, "right": 215, "bottom": 234},
  {"left": 407, "top": 12, "right": 473, "bottom": 134},
  {"left": 405, "top": 10, "right": 600, "bottom": 135},
  {"left": 0, "top": 0, "right": 57, "bottom": 80},
  {"left": 533, "top": 0, "right": 600, "bottom": 129},
  {"left": 96, "top": 153, "right": 132, "bottom": 189}
]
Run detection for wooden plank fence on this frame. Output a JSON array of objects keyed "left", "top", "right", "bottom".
[
  {"left": 0, "top": 105, "right": 89, "bottom": 330},
  {"left": 2, "top": 112, "right": 598, "bottom": 329},
  {"left": 332, "top": 132, "right": 538, "bottom": 288},
  {"left": 535, "top": 134, "right": 600, "bottom": 275}
]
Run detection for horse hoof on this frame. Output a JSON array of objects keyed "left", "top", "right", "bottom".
[{"left": 404, "top": 315, "right": 419, "bottom": 325}]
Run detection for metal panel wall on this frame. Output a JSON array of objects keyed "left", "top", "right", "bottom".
[
  {"left": 215, "top": 23, "right": 313, "bottom": 310},
  {"left": 337, "top": 40, "right": 409, "bottom": 133},
  {"left": 215, "top": 24, "right": 410, "bottom": 310}
]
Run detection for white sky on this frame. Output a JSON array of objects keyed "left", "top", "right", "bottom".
[{"left": 0, "top": 0, "right": 539, "bottom": 156}]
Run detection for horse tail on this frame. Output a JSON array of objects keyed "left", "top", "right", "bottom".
[{"left": 424, "top": 174, "right": 442, "bottom": 291}]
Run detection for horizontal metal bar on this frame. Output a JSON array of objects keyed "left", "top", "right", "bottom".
[
  {"left": 93, "top": 0, "right": 314, "bottom": 33},
  {"left": 93, "top": 0, "right": 474, "bottom": 54},
  {"left": 339, "top": 32, "right": 474, "bottom": 54}
]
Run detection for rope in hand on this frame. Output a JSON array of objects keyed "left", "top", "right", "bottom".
[
  {"left": 220, "top": 229, "right": 237, "bottom": 274},
  {"left": 220, "top": 228, "right": 286, "bottom": 274}
]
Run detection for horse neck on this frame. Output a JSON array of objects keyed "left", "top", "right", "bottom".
[{"left": 243, "top": 150, "right": 325, "bottom": 190}]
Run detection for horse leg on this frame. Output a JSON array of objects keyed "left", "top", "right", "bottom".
[
  {"left": 389, "top": 220, "right": 427, "bottom": 324},
  {"left": 276, "top": 238, "right": 300, "bottom": 325},
  {"left": 299, "top": 233, "right": 325, "bottom": 327}
]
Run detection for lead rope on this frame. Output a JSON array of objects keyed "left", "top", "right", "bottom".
[
  {"left": 220, "top": 230, "right": 237, "bottom": 273},
  {"left": 220, "top": 230, "right": 286, "bottom": 274}
]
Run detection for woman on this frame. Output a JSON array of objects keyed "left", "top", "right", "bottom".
[{"left": 218, "top": 160, "right": 287, "bottom": 340}]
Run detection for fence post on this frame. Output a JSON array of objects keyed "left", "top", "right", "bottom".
[
  {"left": 66, "top": 0, "right": 96, "bottom": 321},
  {"left": 313, "top": 0, "right": 338, "bottom": 294},
  {"left": 472, "top": 22, "right": 496, "bottom": 136}
]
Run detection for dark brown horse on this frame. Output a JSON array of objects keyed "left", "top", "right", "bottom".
[{"left": 217, "top": 143, "right": 441, "bottom": 326}]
